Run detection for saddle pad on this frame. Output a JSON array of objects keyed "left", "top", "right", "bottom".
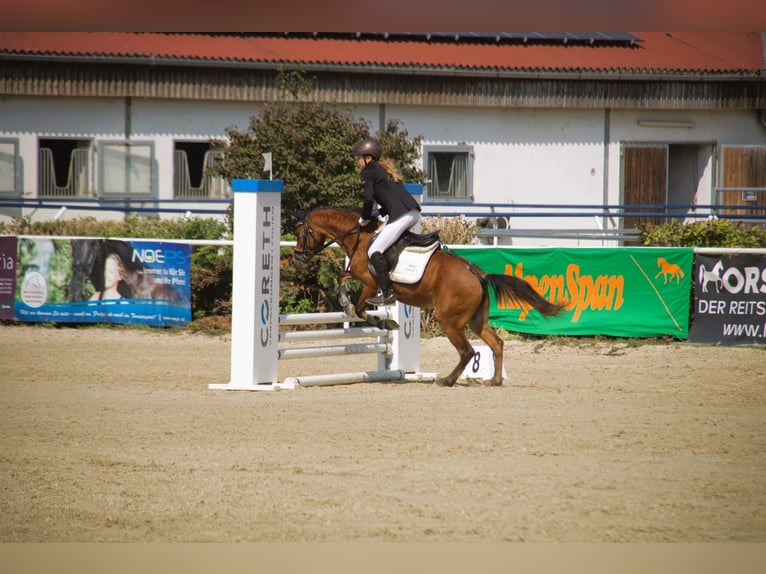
[{"left": 390, "top": 243, "right": 440, "bottom": 284}]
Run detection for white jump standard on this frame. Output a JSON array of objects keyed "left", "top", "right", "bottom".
[{"left": 209, "top": 179, "right": 431, "bottom": 391}]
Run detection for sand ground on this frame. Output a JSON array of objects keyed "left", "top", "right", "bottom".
[{"left": 1, "top": 323, "right": 764, "bottom": 542}]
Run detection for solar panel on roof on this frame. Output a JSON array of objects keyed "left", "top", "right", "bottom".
[
  {"left": 346, "top": 32, "right": 641, "bottom": 44},
  {"left": 474, "top": 32, "right": 641, "bottom": 43},
  {"left": 276, "top": 32, "right": 642, "bottom": 45}
]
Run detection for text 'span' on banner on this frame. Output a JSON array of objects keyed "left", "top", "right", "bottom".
[{"left": 451, "top": 247, "right": 694, "bottom": 338}]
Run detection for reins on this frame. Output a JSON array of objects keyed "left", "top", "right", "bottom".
[{"left": 294, "top": 212, "right": 365, "bottom": 270}]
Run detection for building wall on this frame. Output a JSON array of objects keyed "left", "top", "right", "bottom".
[
  {"left": 2, "top": 95, "right": 765, "bottom": 244},
  {"left": 2, "top": 96, "right": 261, "bottom": 220}
]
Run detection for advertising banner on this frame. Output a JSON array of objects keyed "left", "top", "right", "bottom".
[
  {"left": 14, "top": 238, "right": 191, "bottom": 326},
  {"left": 451, "top": 247, "right": 693, "bottom": 338},
  {"left": 688, "top": 253, "right": 766, "bottom": 344},
  {"left": 0, "top": 236, "right": 17, "bottom": 320}
]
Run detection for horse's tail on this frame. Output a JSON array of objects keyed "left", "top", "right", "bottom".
[
  {"left": 485, "top": 274, "right": 565, "bottom": 317},
  {"left": 439, "top": 244, "right": 564, "bottom": 317}
]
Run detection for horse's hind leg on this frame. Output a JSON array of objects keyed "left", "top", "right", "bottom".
[
  {"left": 468, "top": 309, "right": 504, "bottom": 387},
  {"left": 437, "top": 320, "right": 476, "bottom": 387}
]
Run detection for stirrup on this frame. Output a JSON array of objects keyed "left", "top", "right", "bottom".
[{"left": 366, "top": 292, "right": 397, "bottom": 306}]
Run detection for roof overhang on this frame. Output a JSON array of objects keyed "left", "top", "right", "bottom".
[{"left": 1, "top": 52, "right": 762, "bottom": 82}]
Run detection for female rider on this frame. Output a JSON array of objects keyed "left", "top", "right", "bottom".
[{"left": 352, "top": 137, "right": 421, "bottom": 305}]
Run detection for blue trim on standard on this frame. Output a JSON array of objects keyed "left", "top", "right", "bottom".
[
  {"left": 232, "top": 179, "right": 284, "bottom": 192},
  {"left": 403, "top": 183, "right": 423, "bottom": 195}
]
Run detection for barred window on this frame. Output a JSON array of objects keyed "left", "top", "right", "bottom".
[{"left": 423, "top": 145, "right": 473, "bottom": 201}]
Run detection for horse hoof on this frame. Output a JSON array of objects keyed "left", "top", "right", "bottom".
[{"left": 435, "top": 378, "right": 456, "bottom": 387}]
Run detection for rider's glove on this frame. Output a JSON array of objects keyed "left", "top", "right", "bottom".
[{"left": 358, "top": 218, "right": 370, "bottom": 227}]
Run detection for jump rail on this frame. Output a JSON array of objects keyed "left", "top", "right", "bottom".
[{"left": 276, "top": 309, "right": 435, "bottom": 387}]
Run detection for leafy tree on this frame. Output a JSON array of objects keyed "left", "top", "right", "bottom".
[
  {"left": 207, "top": 69, "right": 426, "bottom": 315},
  {"left": 208, "top": 69, "right": 425, "bottom": 232}
]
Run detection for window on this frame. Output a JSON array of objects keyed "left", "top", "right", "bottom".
[
  {"left": 39, "top": 139, "right": 92, "bottom": 197},
  {"left": 423, "top": 145, "right": 473, "bottom": 201},
  {"left": 174, "top": 141, "right": 229, "bottom": 199},
  {"left": 98, "top": 141, "right": 155, "bottom": 197},
  {"left": 0, "top": 139, "right": 19, "bottom": 195}
]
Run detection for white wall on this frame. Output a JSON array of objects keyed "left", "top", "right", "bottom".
[
  {"left": 1, "top": 96, "right": 260, "bottom": 219},
  {"left": 608, "top": 109, "right": 766, "bottom": 205},
  {"left": 2, "top": 95, "right": 765, "bottom": 244},
  {"left": 133, "top": 99, "right": 264, "bottom": 202},
  {"left": 389, "top": 106, "right": 607, "bottom": 206}
]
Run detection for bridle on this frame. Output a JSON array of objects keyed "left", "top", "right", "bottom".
[{"left": 292, "top": 211, "right": 364, "bottom": 270}]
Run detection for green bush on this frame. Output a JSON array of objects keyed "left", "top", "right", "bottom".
[{"left": 639, "top": 218, "right": 766, "bottom": 248}]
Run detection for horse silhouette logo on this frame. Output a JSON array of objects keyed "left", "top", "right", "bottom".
[
  {"left": 655, "top": 257, "right": 686, "bottom": 284},
  {"left": 698, "top": 260, "right": 724, "bottom": 293}
]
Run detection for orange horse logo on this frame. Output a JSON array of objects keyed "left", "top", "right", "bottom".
[{"left": 655, "top": 257, "right": 685, "bottom": 284}]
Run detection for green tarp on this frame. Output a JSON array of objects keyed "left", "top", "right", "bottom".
[{"left": 451, "top": 247, "right": 694, "bottom": 338}]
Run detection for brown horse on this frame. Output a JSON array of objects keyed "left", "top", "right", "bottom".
[{"left": 291, "top": 206, "right": 564, "bottom": 387}]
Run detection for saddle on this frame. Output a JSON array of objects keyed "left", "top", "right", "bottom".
[{"left": 369, "top": 230, "right": 442, "bottom": 284}]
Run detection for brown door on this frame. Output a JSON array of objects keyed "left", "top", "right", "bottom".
[
  {"left": 622, "top": 144, "right": 668, "bottom": 230},
  {"left": 719, "top": 146, "right": 766, "bottom": 220}
]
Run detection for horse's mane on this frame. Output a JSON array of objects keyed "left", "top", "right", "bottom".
[{"left": 311, "top": 205, "right": 362, "bottom": 215}]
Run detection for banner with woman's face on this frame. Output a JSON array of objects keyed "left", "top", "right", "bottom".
[{"left": 12, "top": 238, "right": 191, "bottom": 327}]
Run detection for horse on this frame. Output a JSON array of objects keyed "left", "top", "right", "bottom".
[
  {"left": 698, "top": 260, "right": 724, "bottom": 293},
  {"left": 291, "top": 206, "right": 565, "bottom": 387},
  {"left": 655, "top": 257, "right": 686, "bottom": 284}
]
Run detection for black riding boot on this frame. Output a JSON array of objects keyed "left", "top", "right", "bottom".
[{"left": 366, "top": 252, "right": 397, "bottom": 306}]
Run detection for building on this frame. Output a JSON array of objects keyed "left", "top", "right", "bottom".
[{"left": 1, "top": 32, "right": 765, "bottom": 244}]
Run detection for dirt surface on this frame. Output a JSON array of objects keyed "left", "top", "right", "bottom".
[{"left": 1, "top": 323, "right": 765, "bottom": 542}]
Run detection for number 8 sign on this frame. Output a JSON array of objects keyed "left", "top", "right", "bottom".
[{"left": 460, "top": 345, "right": 508, "bottom": 381}]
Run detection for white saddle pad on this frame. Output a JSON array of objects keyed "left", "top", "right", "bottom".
[{"left": 389, "top": 243, "right": 440, "bottom": 284}]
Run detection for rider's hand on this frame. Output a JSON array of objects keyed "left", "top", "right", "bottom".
[{"left": 358, "top": 218, "right": 370, "bottom": 227}]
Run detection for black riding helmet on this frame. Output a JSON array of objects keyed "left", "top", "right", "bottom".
[{"left": 351, "top": 137, "right": 382, "bottom": 161}]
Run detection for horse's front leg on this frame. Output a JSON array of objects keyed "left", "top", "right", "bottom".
[
  {"left": 353, "top": 281, "right": 378, "bottom": 318},
  {"left": 338, "top": 272, "right": 356, "bottom": 316},
  {"left": 337, "top": 271, "right": 376, "bottom": 320},
  {"left": 344, "top": 256, "right": 397, "bottom": 328},
  {"left": 354, "top": 281, "right": 400, "bottom": 330}
]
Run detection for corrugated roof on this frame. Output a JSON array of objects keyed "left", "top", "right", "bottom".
[{"left": 0, "top": 32, "right": 763, "bottom": 75}]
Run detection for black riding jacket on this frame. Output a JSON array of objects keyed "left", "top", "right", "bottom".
[{"left": 360, "top": 161, "right": 421, "bottom": 221}]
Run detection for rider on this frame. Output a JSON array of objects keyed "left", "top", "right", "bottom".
[{"left": 352, "top": 136, "right": 422, "bottom": 306}]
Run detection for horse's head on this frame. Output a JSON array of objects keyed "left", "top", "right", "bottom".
[
  {"left": 291, "top": 207, "right": 365, "bottom": 272},
  {"left": 291, "top": 209, "right": 327, "bottom": 273}
]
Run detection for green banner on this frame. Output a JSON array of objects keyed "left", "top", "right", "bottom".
[{"left": 451, "top": 247, "right": 694, "bottom": 338}]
